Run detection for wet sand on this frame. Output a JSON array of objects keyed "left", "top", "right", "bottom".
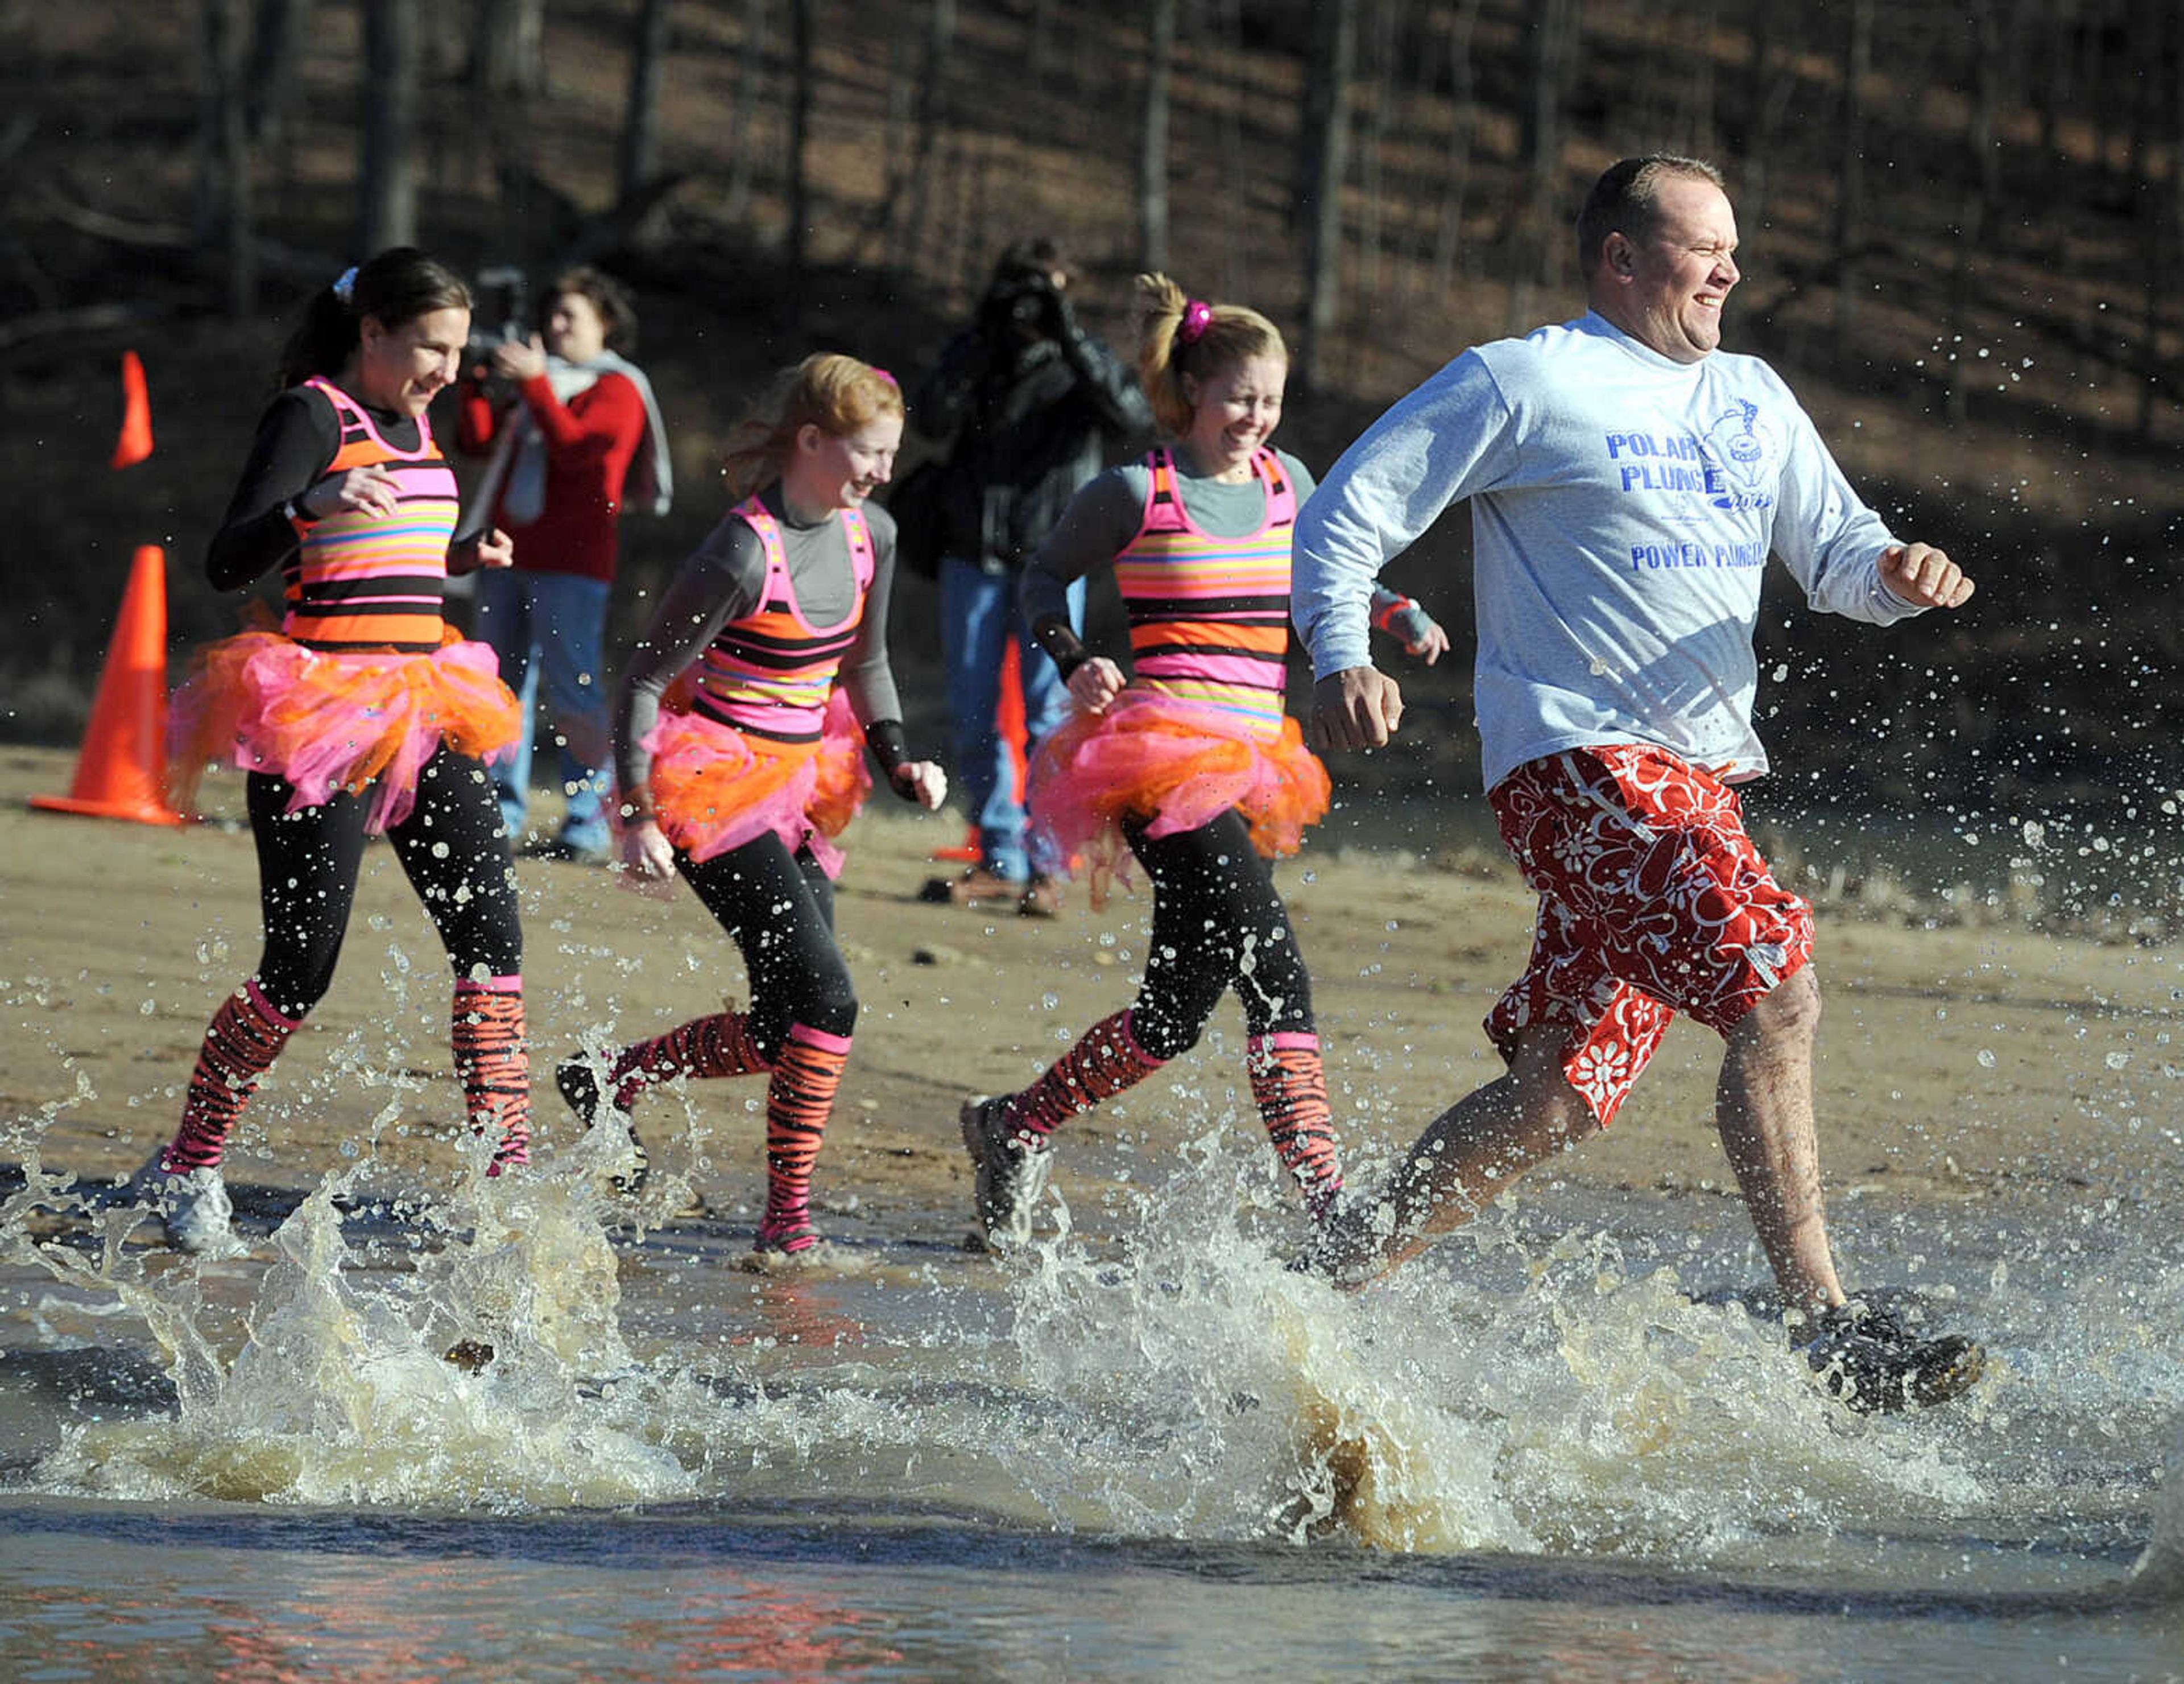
[{"left": 2, "top": 742, "right": 2175, "bottom": 1246}]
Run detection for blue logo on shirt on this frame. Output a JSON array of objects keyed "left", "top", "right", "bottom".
[
  {"left": 1702, "top": 401, "right": 1774, "bottom": 511},
  {"left": 1603, "top": 404, "right": 1777, "bottom": 514}
]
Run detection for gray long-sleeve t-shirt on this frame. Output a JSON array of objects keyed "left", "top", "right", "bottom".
[
  {"left": 615, "top": 486, "right": 905, "bottom": 799},
  {"left": 1293, "top": 312, "right": 1925, "bottom": 789},
  {"left": 1020, "top": 447, "right": 1430, "bottom": 663}
]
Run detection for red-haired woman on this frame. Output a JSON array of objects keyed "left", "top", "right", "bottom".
[{"left": 559, "top": 354, "right": 946, "bottom": 1261}]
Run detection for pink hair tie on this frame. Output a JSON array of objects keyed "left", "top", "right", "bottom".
[
  {"left": 871, "top": 367, "right": 898, "bottom": 386},
  {"left": 1178, "top": 299, "right": 1213, "bottom": 345}
]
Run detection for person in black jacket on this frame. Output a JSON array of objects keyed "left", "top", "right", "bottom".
[{"left": 912, "top": 237, "right": 1153, "bottom": 918}]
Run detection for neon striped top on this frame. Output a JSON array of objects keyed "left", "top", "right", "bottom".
[
  {"left": 281, "top": 377, "right": 460, "bottom": 653},
  {"left": 692, "top": 497, "right": 878, "bottom": 743},
  {"left": 1111, "top": 445, "right": 1297, "bottom": 735}
]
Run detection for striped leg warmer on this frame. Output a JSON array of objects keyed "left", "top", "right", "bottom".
[
  {"left": 452, "top": 981, "right": 531, "bottom": 1174},
  {"left": 1005, "top": 1009, "right": 1167, "bottom": 1143},
  {"left": 758, "top": 1025, "right": 850, "bottom": 1250},
  {"left": 1246, "top": 1031, "right": 1343, "bottom": 1219},
  {"left": 166, "top": 980, "right": 302, "bottom": 1171},
  {"left": 607, "top": 1010, "right": 772, "bottom": 1111}
]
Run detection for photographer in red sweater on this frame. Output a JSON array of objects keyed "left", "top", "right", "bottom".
[{"left": 460, "top": 266, "right": 672, "bottom": 860}]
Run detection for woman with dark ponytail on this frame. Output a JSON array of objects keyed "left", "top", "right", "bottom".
[
  {"left": 957, "top": 274, "right": 1447, "bottom": 1252},
  {"left": 147, "top": 247, "right": 532, "bottom": 1256}
]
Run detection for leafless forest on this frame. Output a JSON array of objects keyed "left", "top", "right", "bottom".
[{"left": 6, "top": 0, "right": 2182, "bottom": 828}]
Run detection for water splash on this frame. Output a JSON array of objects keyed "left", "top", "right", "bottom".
[
  {"left": 16, "top": 1145, "right": 691, "bottom": 1509},
  {"left": 987, "top": 1126, "right": 2044, "bottom": 1567},
  {"left": 0, "top": 1101, "right": 2175, "bottom": 1604}
]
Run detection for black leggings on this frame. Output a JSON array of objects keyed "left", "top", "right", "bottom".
[
  {"left": 247, "top": 748, "right": 524, "bottom": 1018},
  {"left": 676, "top": 831, "right": 859, "bottom": 1058},
  {"left": 1123, "top": 807, "right": 1314, "bottom": 1061}
]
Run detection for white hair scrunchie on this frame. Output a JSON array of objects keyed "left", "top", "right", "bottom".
[{"left": 332, "top": 266, "right": 358, "bottom": 305}]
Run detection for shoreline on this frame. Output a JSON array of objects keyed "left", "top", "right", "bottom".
[{"left": 2, "top": 743, "right": 2176, "bottom": 1249}]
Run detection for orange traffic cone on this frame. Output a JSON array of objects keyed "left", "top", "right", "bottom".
[
  {"left": 111, "top": 350, "right": 153, "bottom": 469},
  {"left": 31, "top": 545, "right": 185, "bottom": 827},
  {"left": 930, "top": 824, "right": 981, "bottom": 863},
  {"left": 997, "top": 634, "right": 1029, "bottom": 806}
]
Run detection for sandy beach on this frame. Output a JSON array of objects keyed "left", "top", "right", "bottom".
[{"left": 3, "top": 741, "right": 2174, "bottom": 1253}]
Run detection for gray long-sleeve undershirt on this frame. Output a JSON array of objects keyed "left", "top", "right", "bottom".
[
  {"left": 1018, "top": 448, "right": 1423, "bottom": 666},
  {"left": 1018, "top": 449, "right": 1320, "bottom": 629},
  {"left": 614, "top": 486, "right": 905, "bottom": 799}
]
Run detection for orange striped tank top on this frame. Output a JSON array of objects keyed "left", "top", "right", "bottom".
[
  {"left": 1112, "top": 446, "right": 1298, "bottom": 735},
  {"left": 692, "top": 497, "right": 876, "bottom": 744},
  {"left": 281, "top": 377, "right": 460, "bottom": 653}
]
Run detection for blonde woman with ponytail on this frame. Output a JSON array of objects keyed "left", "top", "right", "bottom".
[
  {"left": 561, "top": 353, "right": 946, "bottom": 1261},
  {"left": 956, "top": 276, "right": 1446, "bottom": 1251}
]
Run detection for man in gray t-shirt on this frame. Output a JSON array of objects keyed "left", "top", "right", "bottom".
[{"left": 1293, "top": 155, "right": 1983, "bottom": 1414}]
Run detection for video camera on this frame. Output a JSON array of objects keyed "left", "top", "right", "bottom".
[
  {"left": 981, "top": 263, "right": 1061, "bottom": 342},
  {"left": 466, "top": 265, "right": 531, "bottom": 372}
]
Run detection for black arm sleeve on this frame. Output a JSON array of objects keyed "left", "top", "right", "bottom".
[
  {"left": 865, "top": 718, "right": 909, "bottom": 778},
  {"left": 205, "top": 389, "right": 340, "bottom": 591}
]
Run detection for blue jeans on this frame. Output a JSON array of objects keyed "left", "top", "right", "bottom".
[
  {"left": 475, "top": 568, "right": 614, "bottom": 850},
  {"left": 939, "top": 556, "right": 1083, "bottom": 882}
]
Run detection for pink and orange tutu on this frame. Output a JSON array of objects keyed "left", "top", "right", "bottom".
[
  {"left": 1028, "top": 688, "right": 1331, "bottom": 905},
  {"left": 167, "top": 628, "right": 522, "bottom": 833},
  {"left": 644, "top": 690, "right": 872, "bottom": 877}
]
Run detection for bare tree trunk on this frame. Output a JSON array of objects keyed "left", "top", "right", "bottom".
[
  {"left": 1139, "top": 0, "right": 1176, "bottom": 271},
  {"left": 243, "top": 0, "right": 315, "bottom": 147},
  {"left": 785, "top": 0, "right": 813, "bottom": 283},
  {"left": 2087, "top": 0, "right": 2119, "bottom": 181},
  {"left": 1833, "top": 0, "right": 1872, "bottom": 344},
  {"left": 2174, "top": 0, "right": 2184, "bottom": 373},
  {"left": 1029, "top": 0, "right": 1057, "bottom": 80},
  {"left": 1358, "top": 0, "right": 1401, "bottom": 301},
  {"left": 1297, "top": 0, "right": 1358, "bottom": 391},
  {"left": 2030, "top": 0, "right": 2071, "bottom": 197},
  {"left": 723, "top": 0, "right": 768, "bottom": 222},
  {"left": 1945, "top": 0, "right": 2003, "bottom": 423},
  {"left": 619, "top": 0, "right": 673, "bottom": 200},
  {"left": 193, "top": 0, "right": 257, "bottom": 317},
  {"left": 2132, "top": 0, "right": 2166, "bottom": 437},
  {"left": 897, "top": 0, "right": 957, "bottom": 258},
  {"left": 1679, "top": 0, "right": 1719, "bottom": 156},
  {"left": 1215, "top": 0, "right": 1247, "bottom": 299},
  {"left": 359, "top": 0, "right": 419, "bottom": 254},
  {"left": 1739, "top": 0, "right": 1796, "bottom": 237},
  {"left": 1511, "top": 0, "right": 1581, "bottom": 325},
  {"left": 471, "top": 0, "right": 547, "bottom": 97},
  {"left": 1432, "top": 0, "right": 1483, "bottom": 288}
]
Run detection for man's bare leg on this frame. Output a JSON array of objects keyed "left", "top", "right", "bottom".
[
  {"left": 1713, "top": 965, "right": 1845, "bottom": 1323},
  {"left": 1314, "top": 1028, "right": 1594, "bottom": 1287}
]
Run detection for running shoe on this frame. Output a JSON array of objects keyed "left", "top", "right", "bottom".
[
  {"left": 129, "top": 1150, "right": 249, "bottom": 1260},
  {"left": 918, "top": 866, "right": 1028, "bottom": 907},
  {"left": 1288, "top": 1192, "right": 1385, "bottom": 1289},
  {"left": 1017, "top": 874, "right": 1064, "bottom": 919},
  {"left": 1797, "top": 1300, "right": 1986, "bottom": 1413},
  {"left": 752, "top": 1216, "right": 823, "bottom": 1256},
  {"left": 555, "top": 1055, "right": 651, "bottom": 1191},
  {"left": 959, "top": 1095, "right": 1050, "bottom": 1251}
]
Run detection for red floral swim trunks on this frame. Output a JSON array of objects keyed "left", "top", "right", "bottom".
[{"left": 1484, "top": 745, "right": 1814, "bottom": 1126}]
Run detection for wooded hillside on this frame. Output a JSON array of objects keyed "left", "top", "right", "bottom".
[{"left": 5, "top": 0, "right": 2180, "bottom": 842}]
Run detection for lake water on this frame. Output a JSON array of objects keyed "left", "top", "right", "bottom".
[{"left": 0, "top": 1122, "right": 2179, "bottom": 1682}]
